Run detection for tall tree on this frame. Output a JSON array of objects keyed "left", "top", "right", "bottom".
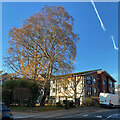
[{"left": 5, "top": 6, "right": 79, "bottom": 106}]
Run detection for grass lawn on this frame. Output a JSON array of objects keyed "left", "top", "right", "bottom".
[{"left": 10, "top": 105, "right": 64, "bottom": 113}]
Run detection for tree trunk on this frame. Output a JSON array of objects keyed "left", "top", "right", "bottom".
[
  {"left": 40, "top": 82, "right": 50, "bottom": 106},
  {"left": 40, "top": 63, "right": 52, "bottom": 106}
]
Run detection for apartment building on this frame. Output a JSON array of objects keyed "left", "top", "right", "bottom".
[
  {"left": 115, "top": 85, "right": 120, "bottom": 95},
  {"left": 50, "top": 69, "right": 116, "bottom": 105}
]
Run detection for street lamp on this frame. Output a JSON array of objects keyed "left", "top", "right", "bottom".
[{"left": 93, "top": 78, "right": 96, "bottom": 106}]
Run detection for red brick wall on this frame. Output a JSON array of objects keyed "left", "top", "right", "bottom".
[{"left": 93, "top": 73, "right": 98, "bottom": 97}]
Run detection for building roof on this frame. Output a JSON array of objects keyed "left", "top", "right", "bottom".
[
  {"left": 97, "top": 70, "right": 116, "bottom": 82},
  {"left": 52, "top": 69, "right": 116, "bottom": 82},
  {"left": 52, "top": 69, "right": 102, "bottom": 78}
]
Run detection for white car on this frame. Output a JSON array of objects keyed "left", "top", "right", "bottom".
[{"left": 99, "top": 93, "right": 120, "bottom": 108}]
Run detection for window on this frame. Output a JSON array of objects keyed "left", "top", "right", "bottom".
[
  {"left": 87, "top": 76, "right": 92, "bottom": 80},
  {"left": 86, "top": 76, "right": 92, "bottom": 85},
  {"left": 87, "top": 87, "right": 92, "bottom": 96},
  {"left": 109, "top": 81, "right": 112, "bottom": 88},
  {"left": 52, "top": 88, "right": 55, "bottom": 93},
  {"left": 93, "top": 78, "right": 96, "bottom": 83},
  {"left": 94, "top": 88, "right": 96, "bottom": 94},
  {"left": 98, "top": 77, "right": 100, "bottom": 85},
  {"left": 87, "top": 91, "right": 91, "bottom": 96},
  {"left": 97, "top": 77, "right": 100, "bottom": 80},
  {"left": 103, "top": 80, "right": 106, "bottom": 85}
]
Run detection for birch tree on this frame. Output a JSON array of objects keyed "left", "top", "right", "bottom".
[
  {"left": 55, "top": 74, "right": 84, "bottom": 105},
  {"left": 5, "top": 6, "right": 79, "bottom": 106}
]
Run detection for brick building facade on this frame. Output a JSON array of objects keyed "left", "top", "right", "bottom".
[{"left": 50, "top": 69, "right": 116, "bottom": 104}]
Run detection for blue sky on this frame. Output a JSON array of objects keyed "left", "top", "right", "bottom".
[{"left": 2, "top": 2, "right": 118, "bottom": 85}]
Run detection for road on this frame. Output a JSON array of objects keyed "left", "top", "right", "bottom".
[
  {"left": 61, "top": 108, "right": 120, "bottom": 119},
  {"left": 13, "top": 107, "right": 120, "bottom": 119}
]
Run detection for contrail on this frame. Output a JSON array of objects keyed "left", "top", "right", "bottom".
[
  {"left": 91, "top": 0, "right": 118, "bottom": 51},
  {"left": 111, "top": 35, "right": 118, "bottom": 51},
  {"left": 91, "top": 0, "right": 106, "bottom": 31}
]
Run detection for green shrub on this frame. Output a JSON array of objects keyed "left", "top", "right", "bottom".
[
  {"left": 2, "top": 79, "right": 39, "bottom": 107},
  {"left": 13, "top": 87, "right": 32, "bottom": 106},
  {"left": 56, "top": 102, "right": 63, "bottom": 107},
  {"left": 2, "top": 88, "right": 13, "bottom": 106},
  {"left": 63, "top": 100, "right": 75, "bottom": 108},
  {"left": 91, "top": 97, "right": 99, "bottom": 106},
  {"left": 83, "top": 97, "right": 99, "bottom": 106},
  {"left": 65, "top": 100, "right": 70, "bottom": 109}
]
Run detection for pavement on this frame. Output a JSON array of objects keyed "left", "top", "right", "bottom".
[{"left": 13, "top": 106, "right": 112, "bottom": 119}]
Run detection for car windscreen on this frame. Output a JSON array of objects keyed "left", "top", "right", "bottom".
[{"left": 0, "top": 104, "right": 9, "bottom": 111}]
